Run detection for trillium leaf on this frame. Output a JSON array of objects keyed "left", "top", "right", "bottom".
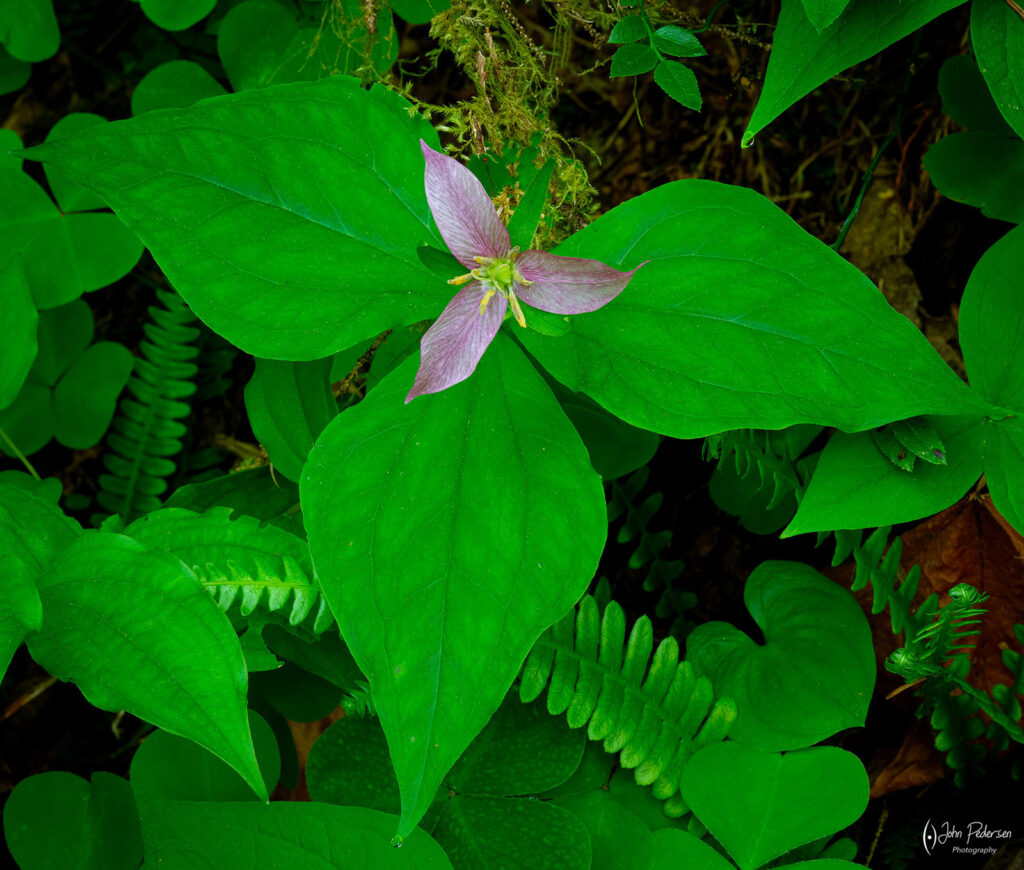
[
  {"left": 389, "top": 0, "right": 451, "bottom": 25},
  {"left": 302, "top": 331, "right": 606, "bottom": 837},
  {"left": 972, "top": 0, "right": 1024, "bottom": 139},
  {"left": 518, "top": 180, "right": 983, "bottom": 438},
  {"left": 785, "top": 416, "right": 985, "bottom": 536},
  {"left": 26, "top": 534, "right": 266, "bottom": 800},
  {"left": 22, "top": 78, "right": 446, "bottom": 360},
  {"left": 686, "top": 561, "right": 874, "bottom": 751},
  {"left": 743, "top": 0, "right": 967, "bottom": 146},
  {"left": 681, "top": 742, "right": 869, "bottom": 870}
]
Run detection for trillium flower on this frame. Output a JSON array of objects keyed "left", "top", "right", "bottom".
[{"left": 407, "top": 140, "right": 643, "bottom": 402}]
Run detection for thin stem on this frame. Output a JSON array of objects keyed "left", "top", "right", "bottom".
[
  {"left": 0, "top": 426, "right": 41, "bottom": 481},
  {"left": 693, "top": 0, "right": 731, "bottom": 34},
  {"left": 832, "top": 31, "right": 921, "bottom": 251}
]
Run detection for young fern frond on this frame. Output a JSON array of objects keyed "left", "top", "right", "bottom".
[
  {"left": 520, "top": 594, "right": 736, "bottom": 816},
  {"left": 97, "top": 289, "right": 200, "bottom": 521},
  {"left": 125, "top": 506, "right": 334, "bottom": 640},
  {"left": 608, "top": 469, "right": 687, "bottom": 623},
  {"left": 886, "top": 587, "right": 1024, "bottom": 780}
]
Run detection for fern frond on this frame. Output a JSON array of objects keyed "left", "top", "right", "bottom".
[
  {"left": 608, "top": 468, "right": 686, "bottom": 617},
  {"left": 520, "top": 594, "right": 736, "bottom": 815},
  {"left": 125, "top": 506, "right": 333, "bottom": 639},
  {"left": 97, "top": 289, "right": 200, "bottom": 521}
]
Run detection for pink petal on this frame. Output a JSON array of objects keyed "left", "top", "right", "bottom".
[
  {"left": 421, "top": 141, "right": 510, "bottom": 269},
  {"left": 515, "top": 251, "right": 642, "bottom": 315},
  {"left": 406, "top": 281, "right": 508, "bottom": 402}
]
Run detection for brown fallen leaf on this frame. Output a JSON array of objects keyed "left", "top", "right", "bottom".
[{"left": 869, "top": 720, "right": 946, "bottom": 798}]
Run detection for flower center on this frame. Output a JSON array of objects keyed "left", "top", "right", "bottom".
[{"left": 447, "top": 248, "right": 532, "bottom": 328}]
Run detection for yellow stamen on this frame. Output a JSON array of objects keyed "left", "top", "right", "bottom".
[
  {"left": 448, "top": 272, "right": 475, "bottom": 286},
  {"left": 479, "top": 288, "right": 497, "bottom": 315},
  {"left": 508, "top": 291, "right": 527, "bottom": 328}
]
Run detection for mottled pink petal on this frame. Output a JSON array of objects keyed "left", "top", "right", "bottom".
[
  {"left": 421, "top": 141, "right": 510, "bottom": 269},
  {"left": 406, "top": 281, "right": 508, "bottom": 402},
  {"left": 515, "top": 251, "right": 642, "bottom": 314}
]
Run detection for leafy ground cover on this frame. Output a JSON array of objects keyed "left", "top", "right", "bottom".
[{"left": 1, "top": 1, "right": 1022, "bottom": 868}]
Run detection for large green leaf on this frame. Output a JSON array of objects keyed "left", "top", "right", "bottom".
[
  {"left": 743, "top": 0, "right": 967, "bottom": 145},
  {"left": 26, "top": 533, "right": 266, "bottom": 800},
  {"left": 24, "top": 78, "right": 446, "bottom": 360},
  {"left": 518, "top": 181, "right": 981, "bottom": 438},
  {"left": 3, "top": 771, "right": 142, "bottom": 870},
  {"left": 137, "top": 801, "right": 452, "bottom": 868},
  {"left": 686, "top": 561, "right": 874, "bottom": 751},
  {"left": 302, "top": 333, "right": 606, "bottom": 837},
  {"left": 681, "top": 743, "right": 868, "bottom": 870},
  {"left": 960, "top": 225, "right": 1024, "bottom": 409},
  {"left": 972, "top": 0, "right": 1024, "bottom": 139},
  {"left": 784, "top": 416, "right": 986, "bottom": 535}
]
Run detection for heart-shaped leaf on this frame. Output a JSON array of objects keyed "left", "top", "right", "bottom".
[
  {"left": 681, "top": 742, "right": 868, "bottom": 870},
  {"left": 3, "top": 771, "right": 142, "bottom": 870},
  {"left": 302, "top": 332, "right": 606, "bottom": 837},
  {"left": 687, "top": 561, "right": 874, "bottom": 751}
]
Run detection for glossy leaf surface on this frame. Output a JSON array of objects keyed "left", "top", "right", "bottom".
[
  {"left": 27, "top": 534, "right": 266, "bottom": 799},
  {"left": 518, "top": 180, "right": 980, "bottom": 438},
  {"left": 24, "top": 78, "right": 446, "bottom": 360},
  {"left": 302, "top": 333, "right": 605, "bottom": 836}
]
